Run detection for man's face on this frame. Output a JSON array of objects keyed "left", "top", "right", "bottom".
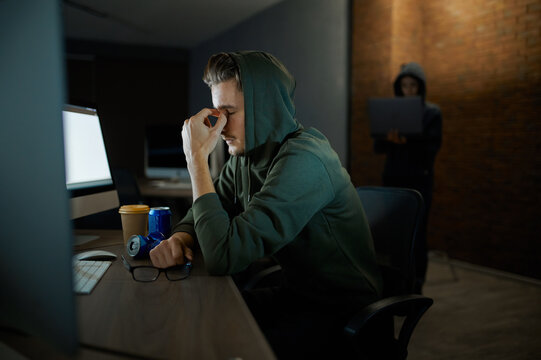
[
  {"left": 211, "top": 79, "right": 245, "bottom": 156},
  {"left": 400, "top": 76, "right": 420, "bottom": 97}
]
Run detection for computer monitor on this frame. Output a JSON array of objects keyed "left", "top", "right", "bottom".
[
  {"left": 1, "top": 0, "right": 77, "bottom": 355},
  {"left": 62, "top": 104, "right": 119, "bottom": 243},
  {"left": 144, "top": 123, "right": 190, "bottom": 181},
  {"left": 144, "top": 123, "right": 226, "bottom": 183}
]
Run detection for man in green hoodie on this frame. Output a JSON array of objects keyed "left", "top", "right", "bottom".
[{"left": 150, "top": 51, "right": 382, "bottom": 358}]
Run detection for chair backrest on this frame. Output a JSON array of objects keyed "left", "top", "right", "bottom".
[{"left": 357, "top": 186, "right": 424, "bottom": 297}]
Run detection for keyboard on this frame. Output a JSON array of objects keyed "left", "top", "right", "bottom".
[{"left": 73, "top": 260, "right": 111, "bottom": 294}]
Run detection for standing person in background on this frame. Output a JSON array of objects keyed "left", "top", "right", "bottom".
[{"left": 374, "top": 62, "right": 442, "bottom": 294}]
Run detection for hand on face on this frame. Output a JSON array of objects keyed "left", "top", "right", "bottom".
[{"left": 182, "top": 108, "right": 227, "bottom": 166}]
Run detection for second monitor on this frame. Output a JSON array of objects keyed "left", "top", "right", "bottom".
[
  {"left": 145, "top": 124, "right": 189, "bottom": 181},
  {"left": 145, "top": 123, "right": 226, "bottom": 185}
]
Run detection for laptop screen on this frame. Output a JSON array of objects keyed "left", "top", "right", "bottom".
[{"left": 368, "top": 97, "right": 423, "bottom": 137}]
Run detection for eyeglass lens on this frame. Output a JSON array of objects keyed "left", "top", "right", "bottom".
[
  {"left": 131, "top": 265, "right": 190, "bottom": 282},
  {"left": 165, "top": 266, "right": 190, "bottom": 281},
  {"left": 133, "top": 267, "right": 160, "bottom": 282}
]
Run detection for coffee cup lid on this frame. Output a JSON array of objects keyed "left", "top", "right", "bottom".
[{"left": 118, "top": 204, "right": 150, "bottom": 214}]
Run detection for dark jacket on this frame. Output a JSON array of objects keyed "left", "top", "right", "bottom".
[
  {"left": 374, "top": 62, "right": 442, "bottom": 177},
  {"left": 173, "top": 51, "right": 382, "bottom": 307}
]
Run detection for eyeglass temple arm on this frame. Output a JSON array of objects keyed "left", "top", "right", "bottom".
[{"left": 121, "top": 255, "right": 132, "bottom": 272}]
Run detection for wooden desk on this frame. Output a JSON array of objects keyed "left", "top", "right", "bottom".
[
  {"left": 138, "top": 178, "right": 193, "bottom": 199},
  {"left": 75, "top": 229, "right": 275, "bottom": 359}
]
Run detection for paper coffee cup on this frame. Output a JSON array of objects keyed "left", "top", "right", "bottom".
[{"left": 118, "top": 205, "right": 150, "bottom": 245}]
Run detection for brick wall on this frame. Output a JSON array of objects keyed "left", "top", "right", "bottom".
[
  {"left": 351, "top": 0, "right": 394, "bottom": 187},
  {"left": 350, "top": 0, "right": 541, "bottom": 278},
  {"left": 391, "top": 0, "right": 424, "bottom": 74}
]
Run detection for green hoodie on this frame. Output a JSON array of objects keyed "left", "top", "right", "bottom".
[{"left": 173, "top": 51, "right": 382, "bottom": 306}]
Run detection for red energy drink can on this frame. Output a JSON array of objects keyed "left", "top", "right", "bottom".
[{"left": 148, "top": 207, "right": 172, "bottom": 238}]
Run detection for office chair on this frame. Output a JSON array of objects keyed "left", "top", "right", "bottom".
[
  {"left": 343, "top": 186, "right": 433, "bottom": 359},
  {"left": 242, "top": 186, "right": 433, "bottom": 359}
]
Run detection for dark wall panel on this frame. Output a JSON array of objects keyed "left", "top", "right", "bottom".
[
  {"left": 65, "top": 42, "right": 189, "bottom": 176},
  {"left": 189, "top": 0, "right": 350, "bottom": 166}
]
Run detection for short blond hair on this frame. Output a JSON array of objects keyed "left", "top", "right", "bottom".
[{"left": 202, "top": 52, "right": 242, "bottom": 90}]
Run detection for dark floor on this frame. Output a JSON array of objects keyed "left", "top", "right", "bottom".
[{"left": 408, "top": 252, "right": 541, "bottom": 360}]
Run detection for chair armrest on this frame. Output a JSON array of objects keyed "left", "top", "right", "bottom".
[
  {"left": 344, "top": 294, "right": 433, "bottom": 350},
  {"left": 242, "top": 264, "right": 282, "bottom": 291}
]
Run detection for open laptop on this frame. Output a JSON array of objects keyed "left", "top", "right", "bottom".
[{"left": 368, "top": 97, "right": 423, "bottom": 138}]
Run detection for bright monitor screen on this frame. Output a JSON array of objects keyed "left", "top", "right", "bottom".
[{"left": 62, "top": 105, "right": 119, "bottom": 220}]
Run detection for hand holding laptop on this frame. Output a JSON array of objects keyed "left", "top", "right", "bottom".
[
  {"left": 386, "top": 129, "right": 407, "bottom": 144},
  {"left": 368, "top": 97, "right": 423, "bottom": 139}
]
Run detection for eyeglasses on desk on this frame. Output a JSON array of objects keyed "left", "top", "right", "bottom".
[{"left": 121, "top": 255, "right": 192, "bottom": 282}]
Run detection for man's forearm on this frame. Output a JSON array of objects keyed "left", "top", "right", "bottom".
[{"left": 188, "top": 157, "right": 216, "bottom": 202}]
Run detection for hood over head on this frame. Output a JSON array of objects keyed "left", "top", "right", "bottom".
[
  {"left": 393, "top": 62, "right": 427, "bottom": 99},
  {"left": 228, "top": 51, "right": 302, "bottom": 158}
]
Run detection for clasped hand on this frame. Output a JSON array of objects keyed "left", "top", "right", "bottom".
[
  {"left": 150, "top": 232, "right": 194, "bottom": 268},
  {"left": 386, "top": 129, "right": 407, "bottom": 144},
  {"left": 182, "top": 108, "right": 227, "bottom": 167}
]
